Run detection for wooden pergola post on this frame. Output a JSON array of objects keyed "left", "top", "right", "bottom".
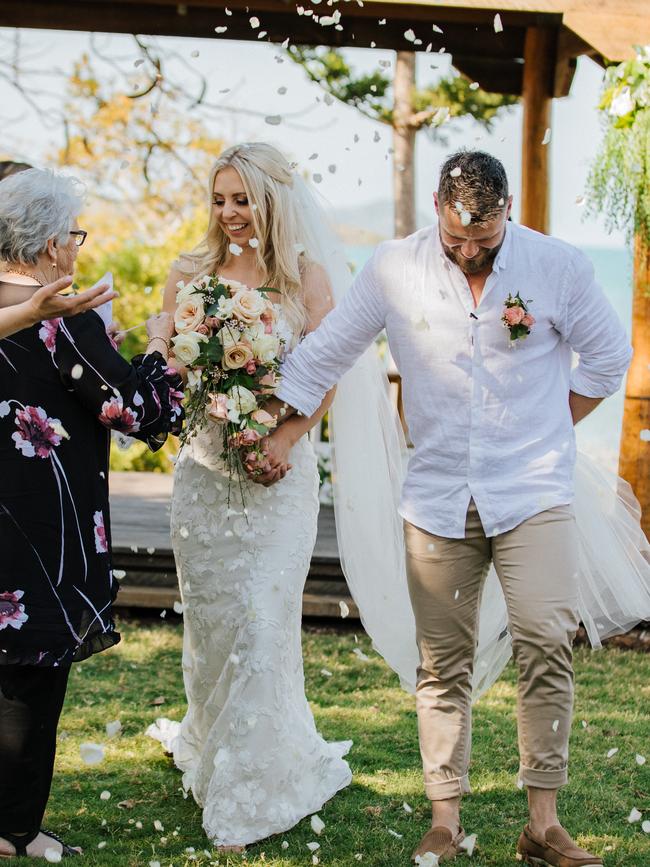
[
  {"left": 521, "top": 26, "right": 555, "bottom": 234},
  {"left": 619, "top": 238, "right": 650, "bottom": 537}
]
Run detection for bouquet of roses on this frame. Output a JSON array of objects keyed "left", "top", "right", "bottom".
[{"left": 171, "top": 275, "right": 283, "bottom": 485}]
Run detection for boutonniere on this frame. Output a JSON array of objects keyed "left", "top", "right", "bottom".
[{"left": 502, "top": 293, "right": 535, "bottom": 342}]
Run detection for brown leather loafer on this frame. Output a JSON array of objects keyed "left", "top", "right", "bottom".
[
  {"left": 516, "top": 825, "right": 603, "bottom": 866},
  {"left": 411, "top": 825, "right": 465, "bottom": 863}
]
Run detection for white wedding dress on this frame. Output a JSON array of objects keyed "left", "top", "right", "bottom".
[{"left": 148, "top": 308, "right": 352, "bottom": 848}]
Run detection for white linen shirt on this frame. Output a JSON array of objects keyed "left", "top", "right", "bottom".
[{"left": 277, "top": 222, "right": 632, "bottom": 539}]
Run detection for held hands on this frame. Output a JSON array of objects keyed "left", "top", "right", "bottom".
[
  {"left": 25, "top": 276, "right": 116, "bottom": 323},
  {"left": 245, "top": 427, "right": 294, "bottom": 487}
]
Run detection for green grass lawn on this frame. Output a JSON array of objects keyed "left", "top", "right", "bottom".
[{"left": 41, "top": 619, "right": 649, "bottom": 867}]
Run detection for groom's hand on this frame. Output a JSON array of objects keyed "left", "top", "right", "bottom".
[{"left": 245, "top": 430, "right": 293, "bottom": 487}]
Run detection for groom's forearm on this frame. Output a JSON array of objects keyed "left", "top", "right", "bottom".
[
  {"left": 264, "top": 396, "right": 297, "bottom": 425},
  {"left": 569, "top": 391, "right": 603, "bottom": 425}
]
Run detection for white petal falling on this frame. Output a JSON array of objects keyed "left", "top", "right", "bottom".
[
  {"left": 311, "top": 814, "right": 326, "bottom": 835},
  {"left": 339, "top": 600, "right": 350, "bottom": 618},
  {"left": 494, "top": 13, "right": 503, "bottom": 32},
  {"left": 542, "top": 128, "right": 552, "bottom": 145},
  {"left": 79, "top": 742, "right": 105, "bottom": 765},
  {"left": 228, "top": 243, "right": 243, "bottom": 256}
]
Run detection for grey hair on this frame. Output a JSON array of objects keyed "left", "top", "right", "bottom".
[
  {"left": 438, "top": 150, "right": 509, "bottom": 224},
  {"left": 0, "top": 168, "right": 85, "bottom": 265}
]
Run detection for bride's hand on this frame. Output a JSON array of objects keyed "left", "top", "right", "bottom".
[{"left": 246, "top": 429, "right": 294, "bottom": 486}]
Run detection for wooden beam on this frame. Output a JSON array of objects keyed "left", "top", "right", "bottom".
[{"left": 521, "top": 26, "right": 555, "bottom": 233}]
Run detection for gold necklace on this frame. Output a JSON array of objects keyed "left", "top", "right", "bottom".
[{"left": 0, "top": 268, "right": 44, "bottom": 286}]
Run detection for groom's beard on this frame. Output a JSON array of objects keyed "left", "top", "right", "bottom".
[{"left": 441, "top": 236, "right": 502, "bottom": 275}]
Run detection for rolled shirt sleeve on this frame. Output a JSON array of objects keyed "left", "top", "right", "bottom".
[
  {"left": 277, "top": 251, "right": 387, "bottom": 416},
  {"left": 561, "top": 250, "right": 632, "bottom": 398}
]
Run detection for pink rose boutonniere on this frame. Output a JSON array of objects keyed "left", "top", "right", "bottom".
[{"left": 502, "top": 292, "right": 535, "bottom": 342}]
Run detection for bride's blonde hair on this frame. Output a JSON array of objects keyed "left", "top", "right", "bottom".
[{"left": 176, "top": 142, "right": 308, "bottom": 335}]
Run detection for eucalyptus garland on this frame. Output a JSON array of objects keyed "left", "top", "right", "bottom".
[{"left": 586, "top": 46, "right": 650, "bottom": 246}]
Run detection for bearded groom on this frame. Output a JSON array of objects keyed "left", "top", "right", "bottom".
[{"left": 267, "top": 151, "right": 631, "bottom": 866}]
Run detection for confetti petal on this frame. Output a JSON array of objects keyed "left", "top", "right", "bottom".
[
  {"left": 229, "top": 243, "right": 243, "bottom": 256},
  {"left": 106, "top": 719, "right": 122, "bottom": 738},
  {"left": 494, "top": 13, "right": 503, "bottom": 32},
  {"left": 311, "top": 814, "right": 325, "bottom": 835},
  {"left": 607, "top": 747, "right": 619, "bottom": 758},
  {"left": 339, "top": 600, "right": 350, "bottom": 618},
  {"left": 628, "top": 807, "right": 642, "bottom": 823},
  {"left": 459, "top": 833, "right": 477, "bottom": 856},
  {"left": 44, "top": 850, "right": 62, "bottom": 863},
  {"left": 79, "top": 742, "right": 105, "bottom": 765}
]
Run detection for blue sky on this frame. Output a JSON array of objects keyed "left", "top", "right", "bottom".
[{"left": 0, "top": 28, "right": 625, "bottom": 248}]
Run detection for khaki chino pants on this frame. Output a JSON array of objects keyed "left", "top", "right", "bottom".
[{"left": 405, "top": 502, "right": 579, "bottom": 800}]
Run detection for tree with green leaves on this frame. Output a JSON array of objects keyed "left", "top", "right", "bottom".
[
  {"left": 288, "top": 46, "right": 518, "bottom": 237},
  {"left": 587, "top": 46, "right": 650, "bottom": 534}
]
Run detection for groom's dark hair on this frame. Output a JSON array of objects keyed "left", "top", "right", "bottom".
[{"left": 438, "top": 151, "right": 508, "bottom": 224}]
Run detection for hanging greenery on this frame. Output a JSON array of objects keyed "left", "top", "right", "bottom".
[{"left": 586, "top": 46, "right": 650, "bottom": 246}]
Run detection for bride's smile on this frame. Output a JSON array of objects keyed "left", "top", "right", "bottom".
[{"left": 212, "top": 165, "right": 255, "bottom": 246}]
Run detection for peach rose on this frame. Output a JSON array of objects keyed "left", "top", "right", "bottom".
[
  {"left": 239, "top": 428, "right": 262, "bottom": 445},
  {"left": 231, "top": 288, "right": 267, "bottom": 324},
  {"left": 207, "top": 393, "right": 229, "bottom": 422},
  {"left": 222, "top": 342, "right": 254, "bottom": 370},
  {"left": 504, "top": 306, "right": 525, "bottom": 326},
  {"left": 252, "top": 409, "right": 277, "bottom": 429},
  {"left": 521, "top": 313, "right": 535, "bottom": 328},
  {"left": 175, "top": 294, "right": 205, "bottom": 334}
]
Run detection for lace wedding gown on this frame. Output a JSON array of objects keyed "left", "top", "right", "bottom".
[{"left": 148, "top": 311, "right": 352, "bottom": 848}]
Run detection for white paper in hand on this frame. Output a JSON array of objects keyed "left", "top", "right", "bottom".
[{"left": 90, "top": 272, "right": 114, "bottom": 327}]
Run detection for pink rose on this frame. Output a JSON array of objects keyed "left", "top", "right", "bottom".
[
  {"left": 252, "top": 408, "right": 277, "bottom": 429},
  {"left": 245, "top": 359, "right": 257, "bottom": 374},
  {"left": 239, "top": 428, "right": 262, "bottom": 445},
  {"left": 521, "top": 313, "right": 535, "bottom": 328},
  {"left": 205, "top": 316, "right": 221, "bottom": 329},
  {"left": 196, "top": 323, "right": 210, "bottom": 335},
  {"left": 504, "top": 306, "right": 525, "bottom": 326},
  {"left": 207, "top": 393, "right": 229, "bottom": 422}
]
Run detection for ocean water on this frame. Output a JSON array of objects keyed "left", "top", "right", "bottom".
[{"left": 344, "top": 242, "right": 634, "bottom": 472}]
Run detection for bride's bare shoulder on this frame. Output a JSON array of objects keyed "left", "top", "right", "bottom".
[
  {"left": 300, "top": 260, "right": 334, "bottom": 333},
  {"left": 162, "top": 255, "right": 197, "bottom": 314}
]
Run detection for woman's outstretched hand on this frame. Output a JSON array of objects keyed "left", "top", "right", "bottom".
[{"left": 26, "top": 276, "right": 116, "bottom": 323}]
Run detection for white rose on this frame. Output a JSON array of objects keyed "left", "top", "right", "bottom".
[
  {"left": 175, "top": 294, "right": 205, "bottom": 333},
  {"left": 219, "top": 327, "right": 244, "bottom": 350},
  {"left": 250, "top": 331, "right": 280, "bottom": 363},
  {"left": 172, "top": 331, "right": 208, "bottom": 366},
  {"left": 227, "top": 385, "right": 257, "bottom": 416},
  {"left": 231, "top": 288, "right": 267, "bottom": 324}
]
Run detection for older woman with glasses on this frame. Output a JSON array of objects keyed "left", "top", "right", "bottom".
[{"left": 0, "top": 168, "right": 184, "bottom": 859}]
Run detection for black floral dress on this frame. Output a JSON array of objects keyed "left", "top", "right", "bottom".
[{"left": 0, "top": 308, "right": 184, "bottom": 665}]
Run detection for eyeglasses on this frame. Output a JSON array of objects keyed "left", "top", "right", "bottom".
[{"left": 69, "top": 230, "right": 88, "bottom": 247}]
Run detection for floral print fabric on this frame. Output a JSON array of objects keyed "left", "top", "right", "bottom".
[{"left": 0, "top": 308, "right": 184, "bottom": 665}]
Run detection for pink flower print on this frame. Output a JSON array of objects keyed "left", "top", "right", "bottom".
[
  {"left": 12, "top": 405, "right": 64, "bottom": 459},
  {"left": 93, "top": 510, "right": 108, "bottom": 554},
  {"left": 165, "top": 382, "right": 185, "bottom": 422},
  {"left": 0, "top": 590, "right": 29, "bottom": 631},
  {"left": 98, "top": 396, "right": 141, "bottom": 433},
  {"left": 38, "top": 318, "right": 62, "bottom": 354}
]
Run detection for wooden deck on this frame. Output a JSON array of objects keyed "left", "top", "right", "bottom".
[{"left": 108, "top": 471, "right": 358, "bottom": 619}]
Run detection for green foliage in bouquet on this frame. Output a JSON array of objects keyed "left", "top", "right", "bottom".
[{"left": 586, "top": 46, "right": 650, "bottom": 246}]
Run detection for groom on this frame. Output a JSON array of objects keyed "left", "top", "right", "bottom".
[{"left": 264, "top": 151, "right": 631, "bottom": 865}]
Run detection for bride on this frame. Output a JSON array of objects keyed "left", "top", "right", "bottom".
[{"left": 147, "top": 142, "right": 352, "bottom": 851}]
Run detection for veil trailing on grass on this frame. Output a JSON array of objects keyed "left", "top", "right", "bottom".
[{"left": 292, "top": 174, "right": 650, "bottom": 700}]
